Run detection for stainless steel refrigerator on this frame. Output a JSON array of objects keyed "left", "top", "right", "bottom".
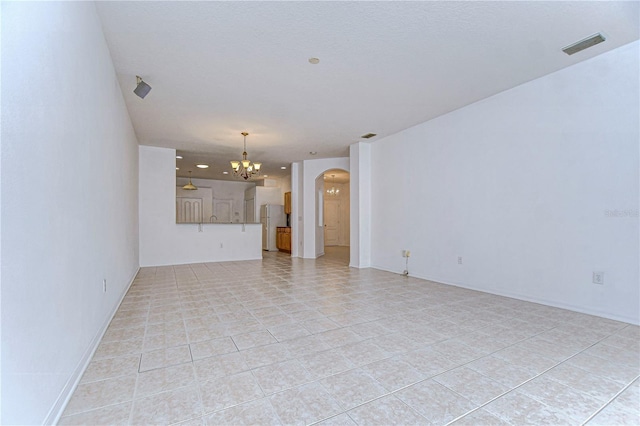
[{"left": 260, "top": 204, "right": 285, "bottom": 251}]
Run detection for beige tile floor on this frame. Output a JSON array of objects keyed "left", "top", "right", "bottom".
[{"left": 60, "top": 250, "right": 640, "bottom": 425}]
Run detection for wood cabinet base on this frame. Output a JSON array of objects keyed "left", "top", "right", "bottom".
[{"left": 276, "top": 227, "right": 291, "bottom": 253}]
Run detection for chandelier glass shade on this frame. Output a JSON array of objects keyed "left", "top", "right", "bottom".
[
  {"left": 230, "top": 132, "right": 261, "bottom": 180},
  {"left": 326, "top": 174, "right": 340, "bottom": 196}
]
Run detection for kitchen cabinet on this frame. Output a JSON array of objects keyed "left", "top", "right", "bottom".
[
  {"left": 276, "top": 227, "right": 291, "bottom": 253},
  {"left": 284, "top": 191, "right": 292, "bottom": 214}
]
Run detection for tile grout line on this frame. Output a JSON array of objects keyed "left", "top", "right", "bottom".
[
  {"left": 444, "top": 327, "right": 636, "bottom": 425},
  {"left": 579, "top": 375, "right": 639, "bottom": 426},
  {"left": 189, "top": 356, "right": 207, "bottom": 426},
  {"left": 127, "top": 354, "right": 142, "bottom": 426},
  {"left": 81, "top": 261, "right": 636, "bottom": 425},
  {"left": 306, "top": 320, "right": 559, "bottom": 425}
]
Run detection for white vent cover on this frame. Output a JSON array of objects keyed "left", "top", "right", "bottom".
[{"left": 562, "top": 33, "right": 606, "bottom": 55}]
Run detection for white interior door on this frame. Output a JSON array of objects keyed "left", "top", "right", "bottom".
[
  {"left": 177, "top": 197, "right": 203, "bottom": 223},
  {"left": 324, "top": 199, "right": 340, "bottom": 246},
  {"left": 213, "top": 199, "right": 232, "bottom": 223}
]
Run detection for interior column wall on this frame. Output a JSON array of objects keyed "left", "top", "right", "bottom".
[
  {"left": 300, "top": 157, "right": 350, "bottom": 259},
  {"left": 350, "top": 143, "right": 372, "bottom": 268},
  {"left": 290, "top": 162, "right": 302, "bottom": 257}
]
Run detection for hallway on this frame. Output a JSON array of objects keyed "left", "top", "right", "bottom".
[
  {"left": 320, "top": 246, "right": 350, "bottom": 265},
  {"left": 60, "top": 254, "right": 639, "bottom": 425}
]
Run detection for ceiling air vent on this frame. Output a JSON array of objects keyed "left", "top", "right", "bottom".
[
  {"left": 562, "top": 33, "right": 606, "bottom": 55},
  {"left": 361, "top": 133, "right": 377, "bottom": 139}
]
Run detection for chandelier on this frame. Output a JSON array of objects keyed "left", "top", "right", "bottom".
[
  {"left": 230, "top": 132, "right": 261, "bottom": 180},
  {"left": 326, "top": 174, "right": 340, "bottom": 196}
]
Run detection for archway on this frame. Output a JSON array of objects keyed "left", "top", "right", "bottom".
[
  {"left": 290, "top": 157, "right": 350, "bottom": 261},
  {"left": 318, "top": 169, "right": 350, "bottom": 264}
]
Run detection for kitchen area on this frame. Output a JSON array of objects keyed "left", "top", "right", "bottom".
[
  {"left": 174, "top": 170, "right": 292, "bottom": 256},
  {"left": 275, "top": 191, "right": 292, "bottom": 254},
  {"left": 259, "top": 191, "right": 292, "bottom": 254}
]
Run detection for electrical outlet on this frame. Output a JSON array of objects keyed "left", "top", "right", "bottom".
[
  {"left": 102, "top": 279, "right": 107, "bottom": 293},
  {"left": 592, "top": 272, "right": 604, "bottom": 285},
  {"left": 402, "top": 250, "right": 411, "bottom": 258},
  {"left": 458, "top": 256, "right": 463, "bottom": 264}
]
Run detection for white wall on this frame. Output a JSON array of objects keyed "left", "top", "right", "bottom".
[
  {"left": 139, "top": 146, "right": 262, "bottom": 266},
  {"left": 370, "top": 41, "right": 640, "bottom": 324},
  {"left": 280, "top": 175, "right": 292, "bottom": 194},
  {"left": 1, "top": 2, "right": 140, "bottom": 424},
  {"left": 257, "top": 186, "right": 283, "bottom": 208}
]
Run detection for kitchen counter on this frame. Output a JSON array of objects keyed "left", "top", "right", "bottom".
[{"left": 176, "top": 222, "right": 261, "bottom": 225}]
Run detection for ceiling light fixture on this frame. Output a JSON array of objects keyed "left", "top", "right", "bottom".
[
  {"left": 230, "top": 132, "right": 261, "bottom": 180},
  {"left": 281, "top": 166, "right": 287, "bottom": 170},
  {"left": 196, "top": 164, "right": 209, "bottom": 168},
  {"left": 308, "top": 57, "right": 320, "bottom": 64},
  {"left": 222, "top": 171, "right": 229, "bottom": 175},
  {"left": 134, "top": 75, "right": 152, "bottom": 99},
  {"left": 183, "top": 171, "right": 197, "bottom": 190},
  {"left": 176, "top": 155, "right": 183, "bottom": 159},
  {"left": 309, "top": 151, "right": 317, "bottom": 155},
  {"left": 326, "top": 174, "right": 340, "bottom": 196}
]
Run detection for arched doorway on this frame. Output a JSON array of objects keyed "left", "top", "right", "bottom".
[{"left": 320, "top": 169, "right": 350, "bottom": 264}]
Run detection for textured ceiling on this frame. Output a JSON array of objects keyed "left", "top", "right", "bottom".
[{"left": 96, "top": 1, "right": 639, "bottom": 182}]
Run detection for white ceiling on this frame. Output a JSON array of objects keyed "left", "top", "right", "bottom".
[{"left": 96, "top": 1, "right": 639, "bottom": 182}]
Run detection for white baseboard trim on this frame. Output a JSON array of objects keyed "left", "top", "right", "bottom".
[
  {"left": 44, "top": 267, "right": 140, "bottom": 425},
  {"left": 370, "top": 264, "right": 639, "bottom": 326},
  {"left": 349, "top": 262, "right": 371, "bottom": 269},
  {"left": 140, "top": 256, "right": 264, "bottom": 267}
]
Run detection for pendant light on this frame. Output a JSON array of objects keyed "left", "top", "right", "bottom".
[{"left": 183, "top": 171, "right": 197, "bottom": 190}]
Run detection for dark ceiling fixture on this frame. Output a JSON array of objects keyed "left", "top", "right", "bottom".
[{"left": 134, "top": 75, "right": 152, "bottom": 99}]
